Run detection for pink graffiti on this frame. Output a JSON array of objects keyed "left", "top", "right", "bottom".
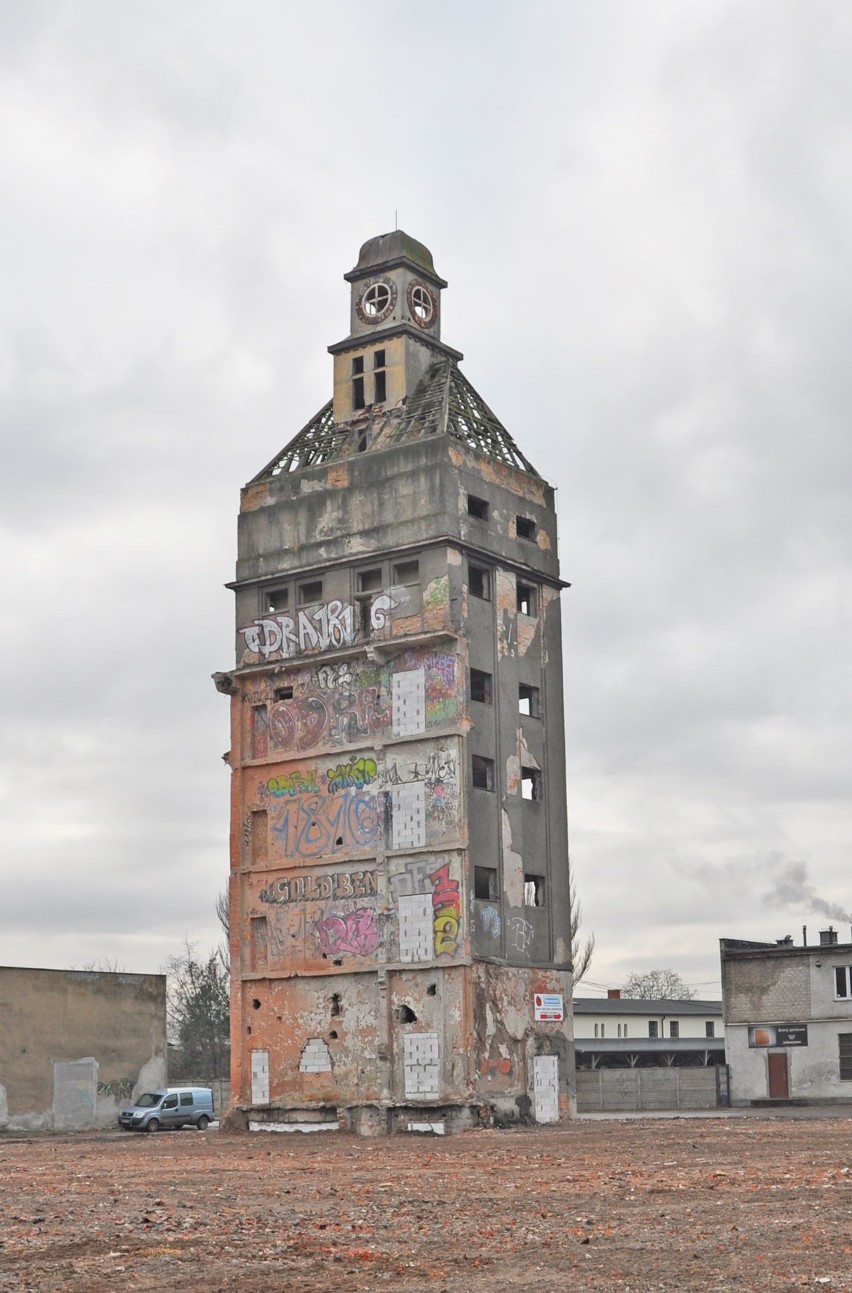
[
  {"left": 430, "top": 862, "right": 461, "bottom": 957},
  {"left": 315, "top": 908, "right": 379, "bottom": 957}
]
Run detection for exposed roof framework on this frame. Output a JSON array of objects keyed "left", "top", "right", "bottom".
[{"left": 251, "top": 359, "right": 540, "bottom": 482}]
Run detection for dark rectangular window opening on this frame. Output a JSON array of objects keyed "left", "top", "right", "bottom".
[
  {"left": 357, "top": 429, "right": 369, "bottom": 452},
  {"left": 266, "top": 586, "right": 289, "bottom": 613},
  {"left": 517, "top": 581, "right": 537, "bottom": 616},
  {"left": 523, "top": 874, "right": 546, "bottom": 906},
  {"left": 469, "top": 564, "right": 491, "bottom": 601},
  {"left": 835, "top": 966, "right": 850, "bottom": 999},
  {"left": 474, "top": 866, "right": 499, "bottom": 901},
  {"left": 516, "top": 515, "right": 536, "bottom": 541},
  {"left": 393, "top": 559, "right": 419, "bottom": 586},
  {"left": 353, "top": 375, "right": 365, "bottom": 409},
  {"left": 705, "top": 1021, "right": 715, "bottom": 1038},
  {"left": 518, "top": 683, "right": 540, "bottom": 717},
  {"left": 374, "top": 371, "right": 387, "bottom": 403},
  {"left": 839, "top": 1033, "right": 852, "bottom": 1081},
  {"left": 374, "top": 350, "right": 386, "bottom": 369},
  {"left": 273, "top": 685, "right": 294, "bottom": 701},
  {"left": 648, "top": 1021, "right": 659, "bottom": 1038},
  {"left": 470, "top": 669, "right": 493, "bottom": 704},
  {"left": 298, "top": 579, "right": 323, "bottom": 605},
  {"left": 357, "top": 567, "right": 383, "bottom": 593},
  {"left": 472, "top": 755, "right": 495, "bottom": 791},
  {"left": 352, "top": 356, "right": 365, "bottom": 375},
  {"left": 357, "top": 597, "right": 372, "bottom": 637},
  {"left": 521, "top": 768, "right": 542, "bottom": 801},
  {"left": 669, "top": 1021, "right": 680, "bottom": 1038},
  {"left": 467, "top": 494, "right": 489, "bottom": 520}
]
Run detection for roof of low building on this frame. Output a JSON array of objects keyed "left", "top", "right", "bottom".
[
  {"left": 573, "top": 997, "right": 722, "bottom": 1016},
  {"left": 574, "top": 1037, "right": 725, "bottom": 1053}
]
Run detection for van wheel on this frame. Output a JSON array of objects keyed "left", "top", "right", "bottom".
[
  {"left": 146, "top": 1118, "right": 160, "bottom": 1133},
  {"left": 196, "top": 1115, "right": 210, "bottom": 1131}
]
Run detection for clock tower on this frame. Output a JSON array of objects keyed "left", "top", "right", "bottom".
[
  {"left": 330, "top": 231, "right": 461, "bottom": 423},
  {"left": 219, "top": 231, "right": 574, "bottom": 1135}
]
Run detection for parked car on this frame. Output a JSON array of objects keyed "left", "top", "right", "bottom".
[{"left": 118, "top": 1087, "right": 214, "bottom": 1132}]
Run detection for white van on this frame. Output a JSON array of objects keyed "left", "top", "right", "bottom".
[{"left": 118, "top": 1087, "right": 214, "bottom": 1132}]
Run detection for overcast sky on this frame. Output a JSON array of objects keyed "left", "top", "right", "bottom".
[{"left": 3, "top": 0, "right": 851, "bottom": 997}]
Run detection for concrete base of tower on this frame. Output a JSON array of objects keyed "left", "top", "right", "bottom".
[{"left": 222, "top": 1101, "right": 497, "bottom": 1136}]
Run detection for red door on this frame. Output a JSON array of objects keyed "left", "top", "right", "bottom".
[{"left": 768, "top": 1051, "right": 789, "bottom": 1099}]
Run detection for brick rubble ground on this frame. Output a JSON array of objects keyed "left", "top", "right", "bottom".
[{"left": 1, "top": 1117, "right": 850, "bottom": 1292}]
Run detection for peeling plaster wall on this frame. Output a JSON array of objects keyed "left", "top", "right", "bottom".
[
  {"left": 228, "top": 430, "right": 572, "bottom": 1126},
  {"left": 0, "top": 967, "right": 166, "bottom": 1130}
]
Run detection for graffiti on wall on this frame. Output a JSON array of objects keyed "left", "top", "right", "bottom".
[
  {"left": 270, "top": 791, "right": 380, "bottom": 858},
  {"left": 315, "top": 908, "right": 379, "bottom": 957},
  {"left": 241, "top": 601, "right": 355, "bottom": 661},
  {"left": 326, "top": 756, "right": 378, "bottom": 794},
  {"left": 259, "top": 869, "right": 378, "bottom": 906},
  {"left": 508, "top": 914, "right": 535, "bottom": 957},
  {"left": 267, "top": 769, "right": 320, "bottom": 797},
  {"left": 430, "top": 862, "right": 461, "bottom": 956},
  {"left": 251, "top": 651, "right": 459, "bottom": 755}
]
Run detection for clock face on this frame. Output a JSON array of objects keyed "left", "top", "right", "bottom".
[
  {"left": 356, "top": 276, "right": 396, "bottom": 324},
  {"left": 408, "top": 280, "right": 436, "bottom": 328}
]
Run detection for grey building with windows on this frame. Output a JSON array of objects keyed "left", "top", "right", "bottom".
[
  {"left": 721, "top": 931, "right": 852, "bottom": 1104},
  {"left": 217, "top": 231, "right": 574, "bottom": 1134}
]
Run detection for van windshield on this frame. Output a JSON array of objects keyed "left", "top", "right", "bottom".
[{"left": 135, "top": 1093, "right": 163, "bottom": 1108}]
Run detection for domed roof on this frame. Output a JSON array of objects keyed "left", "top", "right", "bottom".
[{"left": 347, "top": 230, "right": 444, "bottom": 284}]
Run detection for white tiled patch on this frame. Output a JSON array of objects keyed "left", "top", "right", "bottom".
[
  {"left": 398, "top": 893, "right": 433, "bottom": 962},
  {"left": 533, "top": 1054, "right": 559, "bottom": 1123},
  {"left": 250, "top": 1049, "right": 270, "bottom": 1105},
  {"left": 392, "top": 780, "right": 426, "bottom": 849},
  {"left": 299, "top": 1038, "right": 332, "bottom": 1073},
  {"left": 404, "top": 1031, "right": 440, "bottom": 1098},
  {"left": 392, "top": 669, "right": 426, "bottom": 737}
]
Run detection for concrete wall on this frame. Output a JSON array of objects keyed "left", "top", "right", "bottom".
[
  {"left": 0, "top": 967, "right": 166, "bottom": 1130},
  {"left": 577, "top": 1067, "right": 720, "bottom": 1112}
]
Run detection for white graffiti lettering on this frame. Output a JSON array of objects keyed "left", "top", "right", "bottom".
[{"left": 240, "top": 601, "right": 355, "bottom": 661}]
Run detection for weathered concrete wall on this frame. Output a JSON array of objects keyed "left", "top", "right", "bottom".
[
  {"left": 0, "top": 967, "right": 166, "bottom": 1130},
  {"left": 577, "top": 1067, "right": 720, "bottom": 1112}
]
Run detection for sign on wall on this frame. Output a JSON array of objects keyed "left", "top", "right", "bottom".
[
  {"left": 748, "top": 1024, "right": 808, "bottom": 1047},
  {"left": 534, "top": 993, "right": 564, "bottom": 1022}
]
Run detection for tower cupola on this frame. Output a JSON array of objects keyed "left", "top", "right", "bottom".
[{"left": 329, "top": 229, "right": 461, "bottom": 423}]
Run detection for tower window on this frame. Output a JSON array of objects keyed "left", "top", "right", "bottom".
[
  {"left": 298, "top": 579, "right": 323, "bottom": 605},
  {"left": 358, "top": 568, "right": 383, "bottom": 593},
  {"left": 521, "top": 768, "right": 542, "bottom": 801},
  {"left": 353, "top": 376, "right": 365, "bottom": 410},
  {"left": 469, "top": 564, "right": 491, "bottom": 601},
  {"left": 519, "top": 684, "right": 540, "bottom": 717},
  {"left": 517, "top": 582, "right": 537, "bottom": 616},
  {"left": 393, "top": 560, "right": 419, "bottom": 586},
  {"left": 467, "top": 494, "right": 489, "bottom": 520},
  {"left": 374, "top": 371, "right": 387, "bottom": 403},
  {"left": 470, "top": 669, "right": 493, "bottom": 704},
  {"left": 516, "top": 515, "right": 536, "bottom": 541},
  {"left": 265, "top": 586, "right": 289, "bottom": 613},
  {"left": 362, "top": 282, "right": 392, "bottom": 318},
  {"left": 523, "top": 874, "right": 546, "bottom": 906},
  {"left": 472, "top": 755, "right": 495, "bottom": 791},
  {"left": 374, "top": 350, "right": 386, "bottom": 368},
  {"left": 352, "top": 356, "right": 365, "bottom": 374},
  {"left": 474, "top": 866, "right": 498, "bottom": 900}
]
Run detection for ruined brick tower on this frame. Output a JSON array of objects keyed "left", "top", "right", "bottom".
[{"left": 218, "top": 231, "right": 574, "bottom": 1133}]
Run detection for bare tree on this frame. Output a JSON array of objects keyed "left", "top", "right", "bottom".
[
  {"left": 166, "top": 940, "right": 230, "bottom": 1082},
  {"left": 621, "top": 968, "right": 696, "bottom": 1000},
  {"left": 216, "top": 886, "right": 230, "bottom": 972},
  {"left": 570, "top": 871, "right": 595, "bottom": 985}
]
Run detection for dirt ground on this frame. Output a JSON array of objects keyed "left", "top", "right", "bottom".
[{"left": 1, "top": 1115, "right": 850, "bottom": 1292}]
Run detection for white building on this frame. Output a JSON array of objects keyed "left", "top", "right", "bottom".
[{"left": 574, "top": 992, "right": 724, "bottom": 1069}]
